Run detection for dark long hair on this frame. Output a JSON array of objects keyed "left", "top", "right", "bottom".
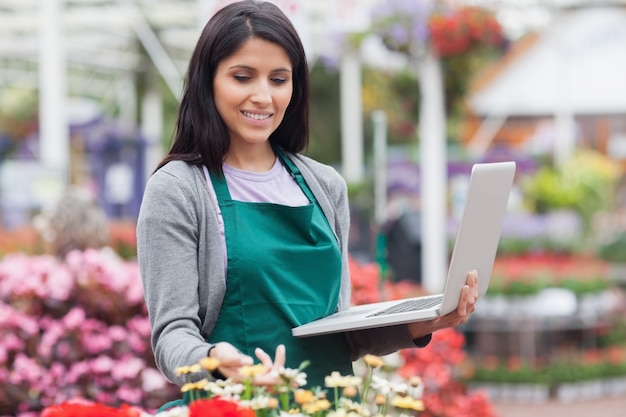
[{"left": 157, "top": 0, "right": 309, "bottom": 175}]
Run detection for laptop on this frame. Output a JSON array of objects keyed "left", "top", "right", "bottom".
[{"left": 292, "top": 161, "right": 516, "bottom": 337}]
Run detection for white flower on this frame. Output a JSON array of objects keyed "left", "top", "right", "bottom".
[
  {"left": 280, "top": 366, "right": 308, "bottom": 387},
  {"left": 203, "top": 379, "right": 245, "bottom": 399},
  {"left": 370, "top": 375, "right": 408, "bottom": 396},
  {"left": 240, "top": 394, "right": 277, "bottom": 410}
]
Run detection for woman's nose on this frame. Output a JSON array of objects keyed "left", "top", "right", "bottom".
[{"left": 250, "top": 81, "right": 272, "bottom": 105}]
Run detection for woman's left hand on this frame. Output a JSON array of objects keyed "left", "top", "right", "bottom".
[
  {"left": 407, "top": 269, "right": 479, "bottom": 339},
  {"left": 251, "top": 344, "right": 286, "bottom": 386}
]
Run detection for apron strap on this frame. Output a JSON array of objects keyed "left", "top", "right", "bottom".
[
  {"left": 273, "top": 146, "right": 339, "bottom": 245},
  {"left": 273, "top": 146, "right": 317, "bottom": 206},
  {"left": 209, "top": 170, "right": 233, "bottom": 202}
]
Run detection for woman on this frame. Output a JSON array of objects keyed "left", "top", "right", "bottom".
[{"left": 137, "top": 0, "right": 478, "bottom": 398}]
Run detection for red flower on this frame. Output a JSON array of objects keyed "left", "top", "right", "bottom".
[
  {"left": 349, "top": 257, "right": 382, "bottom": 305},
  {"left": 189, "top": 398, "right": 255, "bottom": 417},
  {"left": 427, "top": 6, "right": 503, "bottom": 57},
  {"left": 41, "top": 400, "right": 141, "bottom": 417}
]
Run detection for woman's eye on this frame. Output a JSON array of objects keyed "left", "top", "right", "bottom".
[
  {"left": 233, "top": 75, "right": 251, "bottom": 82},
  {"left": 271, "top": 78, "right": 287, "bottom": 85}
]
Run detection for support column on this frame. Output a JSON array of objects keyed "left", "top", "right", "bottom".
[
  {"left": 372, "top": 110, "right": 388, "bottom": 226},
  {"left": 39, "top": 0, "right": 69, "bottom": 182},
  {"left": 340, "top": 50, "right": 364, "bottom": 184},
  {"left": 418, "top": 49, "right": 448, "bottom": 294},
  {"left": 141, "top": 71, "right": 164, "bottom": 177}
]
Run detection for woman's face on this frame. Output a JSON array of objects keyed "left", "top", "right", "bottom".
[{"left": 213, "top": 37, "right": 293, "bottom": 148}]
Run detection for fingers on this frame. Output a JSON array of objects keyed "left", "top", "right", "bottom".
[
  {"left": 273, "top": 344, "right": 286, "bottom": 370},
  {"left": 457, "top": 285, "right": 470, "bottom": 316},
  {"left": 253, "top": 344, "right": 285, "bottom": 386},
  {"left": 212, "top": 342, "right": 253, "bottom": 367},
  {"left": 435, "top": 270, "right": 479, "bottom": 328},
  {"left": 209, "top": 343, "right": 253, "bottom": 380},
  {"left": 468, "top": 269, "right": 479, "bottom": 301},
  {"left": 255, "top": 347, "right": 274, "bottom": 368}
]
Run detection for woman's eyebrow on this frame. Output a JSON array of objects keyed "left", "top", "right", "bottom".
[{"left": 227, "top": 64, "right": 292, "bottom": 73}]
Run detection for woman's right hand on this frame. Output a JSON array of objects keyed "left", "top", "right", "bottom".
[
  {"left": 209, "top": 342, "right": 285, "bottom": 385},
  {"left": 209, "top": 342, "right": 254, "bottom": 380}
]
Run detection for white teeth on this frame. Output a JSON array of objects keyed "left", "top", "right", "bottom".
[{"left": 242, "top": 111, "right": 270, "bottom": 120}]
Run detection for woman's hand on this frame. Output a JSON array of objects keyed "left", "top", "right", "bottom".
[
  {"left": 209, "top": 342, "right": 285, "bottom": 385},
  {"left": 407, "top": 269, "right": 479, "bottom": 339},
  {"left": 252, "top": 344, "right": 286, "bottom": 385}
]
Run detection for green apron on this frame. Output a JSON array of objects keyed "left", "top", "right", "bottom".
[
  {"left": 208, "top": 150, "right": 353, "bottom": 388},
  {"left": 160, "top": 151, "right": 354, "bottom": 411}
]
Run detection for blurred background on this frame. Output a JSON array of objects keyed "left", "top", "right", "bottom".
[{"left": 1, "top": 0, "right": 626, "bottom": 416}]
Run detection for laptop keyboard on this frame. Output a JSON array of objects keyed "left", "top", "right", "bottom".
[{"left": 367, "top": 295, "right": 443, "bottom": 317}]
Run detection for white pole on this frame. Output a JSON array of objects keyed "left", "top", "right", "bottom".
[
  {"left": 372, "top": 110, "right": 387, "bottom": 226},
  {"left": 141, "top": 78, "right": 164, "bottom": 176},
  {"left": 117, "top": 74, "right": 137, "bottom": 125},
  {"left": 39, "top": 0, "right": 69, "bottom": 181},
  {"left": 340, "top": 50, "right": 364, "bottom": 184},
  {"left": 118, "top": 0, "right": 183, "bottom": 100},
  {"left": 418, "top": 48, "right": 448, "bottom": 294},
  {"left": 554, "top": 49, "right": 575, "bottom": 166}
]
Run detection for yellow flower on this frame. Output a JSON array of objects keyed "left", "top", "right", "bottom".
[
  {"left": 294, "top": 389, "right": 315, "bottom": 405},
  {"left": 342, "top": 385, "right": 358, "bottom": 398},
  {"left": 391, "top": 395, "right": 424, "bottom": 411},
  {"left": 239, "top": 363, "right": 267, "bottom": 378},
  {"left": 199, "top": 356, "right": 221, "bottom": 371},
  {"left": 324, "top": 371, "right": 362, "bottom": 388},
  {"left": 180, "top": 379, "right": 208, "bottom": 392},
  {"left": 266, "top": 397, "right": 279, "bottom": 409},
  {"left": 181, "top": 382, "right": 196, "bottom": 393},
  {"left": 175, "top": 364, "right": 202, "bottom": 375},
  {"left": 363, "top": 354, "right": 385, "bottom": 368},
  {"left": 302, "top": 399, "right": 331, "bottom": 414},
  {"left": 409, "top": 376, "right": 422, "bottom": 388},
  {"left": 374, "top": 393, "right": 386, "bottom": 406}
]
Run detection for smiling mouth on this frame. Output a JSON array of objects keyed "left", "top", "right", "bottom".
[{"left": 242, "top": 111, "right": 271, "bottom": 121}]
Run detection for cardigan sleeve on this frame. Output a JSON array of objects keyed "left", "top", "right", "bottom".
[{"left": 137, "top": 167, "right": 214, "bottom": 385}]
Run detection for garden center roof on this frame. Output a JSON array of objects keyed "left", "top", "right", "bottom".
[
  {"left": 0, "top": 0, "right": 563, "bottom": 102},
  {"left": 0, "top": 0, "right": 620, "bottom": 106},
  {"left": 0, "top": 0, "right": 209, "bottom": 102},
  {"left": 0, "top": 0, "right": 356, "bottom": 105}
]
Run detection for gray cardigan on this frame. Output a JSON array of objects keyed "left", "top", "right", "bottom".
[{"left": 137, "top": 153, "right": 429, "bottom": 385}]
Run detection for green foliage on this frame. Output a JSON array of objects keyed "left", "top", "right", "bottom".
[
  {"left": 522, "top": 150, "right": 621, "bottom": 231},
  {"left": 307, "top": 64, "right": 341, "bottom": 165},
  {"left": 597, "top": 232, "right": 626, "bottom": 263},
  {"left": 471, "top": 363, "right": 551, "bottom": 385},
  {"left": 497, "top": 237, "right": 583, "bottom": 256},
  {"left": 362, "top": 68, "right": 419, "bottom": 147},
  {"left": 469, "top": 360, "right": 626, "bottom": 385},
  {"left": 486, "top": 276, "right": 610, "bottom": 297},
  {"left": 441, "top": 46, "right": 502, "bottom": 115}
]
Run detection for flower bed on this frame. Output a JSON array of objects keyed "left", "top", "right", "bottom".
[
  {"left": 489, "top": 252, "right": 611, "bottom": 296},
  {"left": 0, "top": 249, "right": 179, "bottom": 416},
  {"left": 1, "top": 253, "right": 495, "bottom": 416},
  {"left": 465, "top": 347, "right": 626, "bottom": 403},
  {"left": 41, "top": 351, "right": 495, "bottom": 417},
  {"left": 461, "top": 250, "right": 626, "bottom": 402}
]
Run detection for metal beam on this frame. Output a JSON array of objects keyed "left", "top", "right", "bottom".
[{"left": 117, "top": 0, "right": 183, "bottom": 100}]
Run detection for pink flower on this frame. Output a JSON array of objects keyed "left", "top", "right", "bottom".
[
  {"left": 108, "top": 325, "right": 128, "bottom": 342},
  {"left": 10, "top": 354, "right": 44, "bottom": 385},
  {"left": 111, "top": 356, "right": 144, "bottom": 381},
  {"left": 62, "top": 307, "right": 86, "bottom": 329},
  {"left": 141, "top": 368, "right": 168, "bottom": 392},
  {"left": 116, "top": 385, "right": 143, "bottom": 404},
  {"left": 91, "top": 355, "right": 114, "bottom": 373}
]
